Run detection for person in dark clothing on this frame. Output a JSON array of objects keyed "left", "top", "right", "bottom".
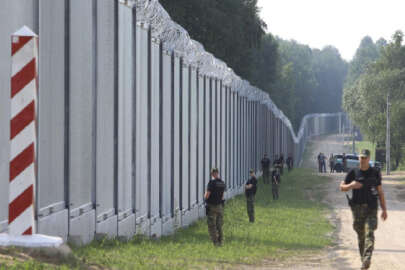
[
  {"left": 286, "top": 154, "right": 293, "bottom": 172},
  {"left": 329, "top": 153, "right": 335, "bottom": 173},
  {"left": 340, "top": 149, "right": 388, "bottom": 270},
  {"left": 271, "top": 168, "right": 280, "bottom": 200},
  {"left": 261, "top": 154, "right": 271, "bottom": 184},
  {"left": 245, "top": 170, "right": 257, "bottom": 222},
  {"left": 279, "top": 154, "right": 285, "bottom": 175},
  {"left": 273, "top": 154, "right": 280, "bottom": 168},
  {"left": 205, "top": 168, "right": 226, "bottom": 246},
  {"left": 317, "top": 152, "right": 322, "bottom": 172},
  {"left": 342, "top": 153, "right": 347, "bottom": 172}
]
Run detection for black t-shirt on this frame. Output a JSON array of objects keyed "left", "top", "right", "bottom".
[
  {"left": 245, "top": 177, "right": 257, "bottom": 196},
  {"left": 206, "top": 178, "right": 226, "bottom": 205},
  {"left": 272, "top": 170, "right": 280, "bottom": 184},
  {"left": 345, "top": 167, "right": 381, "bottom": 208},
  {"left": 261, "top": 158, "right": 271, "bottom": 169}
]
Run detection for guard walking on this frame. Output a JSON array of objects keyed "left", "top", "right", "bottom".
[
  {"left": 204, "top": 168, "right": 226, "bottom": 246},
  {"left": 271, "top": 167, "right": 280, "bottom": 200},
  {"left": 245, "top": 169, "right": 257, "bottom": 223},
  {"left": 340, "top": 149, "right": 388, "bottom": 270},
  {"left": 279, "top": 154, "right": 285, "bottom": 175},
  {"left": 261, "top": 154, "right": 271, "bottom": 184},
  {"left": 286, "top": 154, "right": 293, "bottom": 172}
]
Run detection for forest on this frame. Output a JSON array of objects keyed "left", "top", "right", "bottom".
[{"left": 159, "top": 0, "right": 348, "bottom": 131}]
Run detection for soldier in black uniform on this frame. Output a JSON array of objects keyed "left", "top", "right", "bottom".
[
  {"left": 261, "top": 154, "right": 271, "bottom": 184},
  {"left": 204, "top": 168, "right": 226, "bottom": 246},
  {"left": 245, "top": 169, "right": 257, "bottom": 222},
  {"left": 286, "top": 154, "right": 293, "bottom": 172},
  {"left": 271, "top": 167, "right": 280, "bottom": 200},
  {"left": 279, "top": 154, "right": 285, "bottom": 175},
  {"left": 340, "top": 149, "right": 388, "bottom": 269}
]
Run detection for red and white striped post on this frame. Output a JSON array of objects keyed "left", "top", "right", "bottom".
[{"left": 9, "top": 26, "right": 38, "bottom": 236}]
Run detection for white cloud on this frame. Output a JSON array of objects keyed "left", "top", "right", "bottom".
[{"left": 257, "top": 0, "right": 404, "bottom": 60}]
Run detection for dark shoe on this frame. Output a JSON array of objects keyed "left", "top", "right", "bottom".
[{"left": 361, "top": 260, "right": 370, "bottom": 269}]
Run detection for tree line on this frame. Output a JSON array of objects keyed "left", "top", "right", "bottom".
[
  {"left": 159, "top": 0, "right": 348, "bottom": 131},
  {"left": 343, "top": 32, "right": 405, "bottom": 169}
]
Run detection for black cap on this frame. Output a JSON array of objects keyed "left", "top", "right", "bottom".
[{"left": 359, "top": 149, "right": 370, "bottom": 158}]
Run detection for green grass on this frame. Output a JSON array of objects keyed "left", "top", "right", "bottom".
[{"left": 2, "top": 169, "right": 333, "bottom": 270}]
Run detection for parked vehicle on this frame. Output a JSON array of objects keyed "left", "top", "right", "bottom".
[
  {"left": 345, "top": 154, "right": 359, "bottom": 172},
  {"left": 369, "top": 160, "right": 382, "bottom": 171}
]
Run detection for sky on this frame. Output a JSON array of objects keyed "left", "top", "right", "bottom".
[{"left": 257, "top": 0, "right": 404, "bottom": 61}]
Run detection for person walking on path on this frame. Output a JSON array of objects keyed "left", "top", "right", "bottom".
[
  {"left": 339, "top": 149, "right": 388, "bottom": 270},
  {"left": 205, "top": 168, "right": 226, "bottom": 246},
  {"left": 317, "top": 152, "right": 322, "bottom": 173},
  {"left": 329, "top": 153, "right": 335, "bottom": 173},
  {"left": 261, "top": 154, "right": 271, "bottom": 184},
  {"left": 342, "top": 152, "right": 347, "bottom": 172},
  {"left": 245, "top": 170, "right": 257, "bottom": 223}
]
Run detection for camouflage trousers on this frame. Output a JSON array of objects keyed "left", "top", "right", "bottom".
[
  {"left": 263, "top": 169, "right": 270, "bottom": 184},
  {"left": 246, "top": 195, "right": 255, "bottom": 222},
  {"left": 272, "top": 183, "right": 279, "bottom": 200},
  {"left": 351, "top": 204, "right": 378, "bottom": 266},
  {"left": 207, "top": 204, "right": 224, "bottom": 246}
]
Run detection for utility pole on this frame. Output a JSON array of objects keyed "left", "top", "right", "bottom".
[
  {"left": 352, "top": 126, "right": 355, "bottom": 154},
  {"left": 386, "top": 92, "right": 391, "bottom": 175}
]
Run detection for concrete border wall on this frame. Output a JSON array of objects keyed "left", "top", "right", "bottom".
[{"left": 0, "top": 1, "right": 348, "bottom": 244}]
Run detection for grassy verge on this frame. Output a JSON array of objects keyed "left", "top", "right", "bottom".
[{"left": 2, "top": 169, "right": 333, "bottom": 270}]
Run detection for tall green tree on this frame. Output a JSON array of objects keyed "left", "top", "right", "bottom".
[
  {"left": 343, "top": 31, "right": 405, "bottom": 168},
  {"left": 159, "top": 0, "right": 266, "bottom": 80}
]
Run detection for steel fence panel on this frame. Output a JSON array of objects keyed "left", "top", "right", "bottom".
[
  {"left": 161, "top": 51, "right": 173, "bottom": 219},
  {"left": 197, "top": 74, "right": 205, "bottom": 205},
  {"left": 150, "top": 39, "right": 161, "bottom": 228},
  {"left": 204, "top": 76, "right": 211, "bottom": 193},
  {"left": 189, "top": 68, "right": 197, "bottom": 208},
  {"left": 172, "top": 55, "right": 181, "bottom": 226},
  {"left": 181, "top": 64, "right": 190, "bottom": 212},
  {"left": 221, "top": 83, "right": 226, "bottom": 186},
  {"left": 36, "top": 0, "right": 68, "bottom": 239},
  {"left": 68, "top": 0, "right": 96, "bottom": 244},
  {"left": 117, "top": 4, "right": 135, "bottom": 238},
  {"left": 95, "top": 0, "right": 117, "bottom": 237},
  {"left": 135, "top": 24, "right": 149, "bottom": 233}
]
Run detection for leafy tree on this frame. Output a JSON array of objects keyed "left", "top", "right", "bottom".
[
  {"left": 343, "top": 31, "right": 405, "bottom": 168},
  {"left": 159, "top": 0, "right": 266, "bottom": 80}
]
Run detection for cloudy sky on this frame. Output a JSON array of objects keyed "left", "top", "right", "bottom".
[{"left": 257, "top": 0, "right": 404, "bottom": 61}]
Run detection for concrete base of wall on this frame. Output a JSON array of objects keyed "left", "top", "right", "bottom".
[
  {"left": 150, "top": 217, "right": 162, "bottom": 238},
  {"left": 37, "top": 209, "right": 69, "bottom": 241},
  {"left": 0, "top": 220, "right": 7, "bottom": 233},
  {"left": 173, "top": 209, "right": 182, "bottom": 230},
  {"left": 136, "top": 217, "right": 150, "bottom": 236},
  {"left": 118, "top": 213, "right": 136, "bottom": 240},
  {"left": 161, "top": 217, "right": 174, "bottom": 236},
  {"left": 198, "top": 204, "right": 206, "bottom": 218},
  {"left": 68, "top": 210, "right": 95, "bottom": 245},
  {"left": 181, "top": 210, "right": 192, "bottom": 227},
  {"left": 189, "top": 206, "right": 199, "bottom": 224},
  {"left": 96, "top": 215, "right": 118, "bottom": 239}
]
